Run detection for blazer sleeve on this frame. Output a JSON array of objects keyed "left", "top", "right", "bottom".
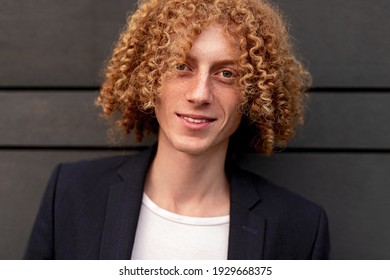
[
  {"left": 24, "top": 165, "right": 61, "bottom": 259},
  {"left": 310, "top": 208, "right": 331, "bottom": 259}
]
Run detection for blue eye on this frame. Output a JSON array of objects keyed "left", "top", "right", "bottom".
[
  {"left": 176, "top": 64, "right": 187, "bottom": 71},
  {"left": 221, "top": 70, "right": 233, "bottom": 78}
]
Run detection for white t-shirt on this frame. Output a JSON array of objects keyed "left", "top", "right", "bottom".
[{"left": 131, "top": 193, "right": 230, "bottom": 260}]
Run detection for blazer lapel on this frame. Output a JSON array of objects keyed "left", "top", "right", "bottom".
[
  {"left": 227, "top": 166, "right": 265, "bottom": 260},
  {"left": 99, "top": 147, "right": 156, "bottom": 259},
  {"left": 98, "top": 146, "right": 265, "bottom": 259}
]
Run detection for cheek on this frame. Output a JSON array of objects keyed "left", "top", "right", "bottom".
[
  {"left": 155, "top": 83, "right": 181, "bottom": 111},
  {"left": 154, "top": 100, "right": 162, "bottom": 119},
  {"left": 225, "top": 98, "right": 244, "bottom": 130},
  {"left": 154, "top": 95, "right": 175, "bottom": 125},
  {"left": 231, "top": 112, "right": 243, "bottom": 130},
  {"left": 223, "top": 102, "right": 242, "bottom": 130},
  {"left": 226, "top": 95, "right": 243, "bottom": 119},
  {"left": 154, "top": 96, "right": 167, "bottom": 124}
]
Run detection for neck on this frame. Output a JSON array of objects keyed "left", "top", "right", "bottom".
[{"left": 144, "top": 142, "right": 230, "bottom": 217}]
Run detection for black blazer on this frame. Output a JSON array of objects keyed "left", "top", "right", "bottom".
[{"left": 25, "top": 147, "right": 330, "bottom": 259}]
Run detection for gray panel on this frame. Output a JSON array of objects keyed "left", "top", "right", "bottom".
[
  {"left": 1, "top": 0, "right": 389, "bottom": 87},
  {"left": 278, "top": 0, "right": 390, "bottom": 87},
  {"left": 1, "top": 150, "right": 390, "bottom": 259},
  {"left": 238, "top": 152, "right": 390, "bottom": 259},
  {"left": 290, "top": 92, "right": 390, "bottom": 149},
  {"left": 0, "top": 150, "right": 135, "bottom": 260},
  {"left": 0, "top": 0, "right": 137, "bottom": 86},
  {"left": 0, "top": 90, "right": 156, "bottom": 146},
  {"left": 1, "top": 90, "right": 389, "bottom": 149}
]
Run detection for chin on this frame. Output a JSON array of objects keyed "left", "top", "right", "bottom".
[
  {"left": 171, "top": 141, "right": 209, "bottom": 155},
  {"left": 169, "top": 136, "right": 227, "bottom": 156}
]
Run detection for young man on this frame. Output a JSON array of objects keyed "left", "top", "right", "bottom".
[{"left": 25, "top": 0, "right": 330, "bottom": 259}]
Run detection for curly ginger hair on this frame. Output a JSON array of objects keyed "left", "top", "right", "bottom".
[{"left": 97, "top": 0, "right": 311, "bottom": 155}]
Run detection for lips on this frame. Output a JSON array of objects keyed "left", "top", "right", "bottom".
[{"left": 176, "top": 114, "right": 216, "bottom": 124}]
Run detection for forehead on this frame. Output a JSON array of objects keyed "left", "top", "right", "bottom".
[
  {"left": 192, "top": 25, "right": 238, "bottom": 53},
  {"left": 172, "top": 24, "right": 240, "bottom": 61}
]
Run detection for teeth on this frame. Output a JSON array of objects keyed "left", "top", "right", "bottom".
[{"left": 182, "top": 116, "right": 209, "bottom": 124}]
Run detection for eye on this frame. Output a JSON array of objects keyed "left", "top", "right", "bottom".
[
  {"left": 221, "top": 70, "right": 233, "bottom": 78},
  {"left": 176, "top": 64, "right": 188, "bottom": 71}
]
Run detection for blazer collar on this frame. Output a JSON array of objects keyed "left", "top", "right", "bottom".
[
  {"left": 99, "top": 146, "right": 265, "bottom": 260},
  {"left": 227, "top": 165, "right": 265, "bottom": 260},
  {"left": 99, "top": 146, "right": 156, "bottom": 259}
]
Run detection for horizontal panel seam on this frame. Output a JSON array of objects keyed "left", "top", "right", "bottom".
[
  {"left": 1, "top": 146, "right": 390, "bottom": 154},
  {"left": 0, "top": 87, "right": 390, "bottom": 93}
]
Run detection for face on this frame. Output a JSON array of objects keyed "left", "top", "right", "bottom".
[{"left": 155, "top": 24, "right": 243, "bottom": 156}]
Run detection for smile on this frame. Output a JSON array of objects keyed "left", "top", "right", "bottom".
[
  {"left": 177, "top": 114, "right": 216, "bottom": 125},
  {"left": 182, "top": 116, "right": 210, "bottom": 123}
]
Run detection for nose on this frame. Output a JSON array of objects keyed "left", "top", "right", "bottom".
[{"left": 186, "top": 73, "right": 213, "bottom": 105}]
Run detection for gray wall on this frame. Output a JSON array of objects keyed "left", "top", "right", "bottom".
[{"left": 1, "top": 0, "right": 389, "bottom": 259}]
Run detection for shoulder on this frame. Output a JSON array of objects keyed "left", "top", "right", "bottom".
[
  {"left": 231, "top": 165, "right": 326, "bottom": 220},
  {"left": 43, "top": 148, "right": 154, "bottom": 224},
  {"left": 50, "top": 155, "right": 126, "bottom": 192},
  {"left": 50, "top": 147, "right": 154, "bottom": 198},
  {"left": 55, "top": 148, "right": 154, "bottom": 184},
  {"left": 57, "top": 154, "right": 129, "bottom": 181},
  {"left": 230, "top": 166, "right": 330, "bottom": 259}
]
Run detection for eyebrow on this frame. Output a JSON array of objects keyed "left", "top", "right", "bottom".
[{"left": 186, "top": 55, "right": 237, "bottom": 69}]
